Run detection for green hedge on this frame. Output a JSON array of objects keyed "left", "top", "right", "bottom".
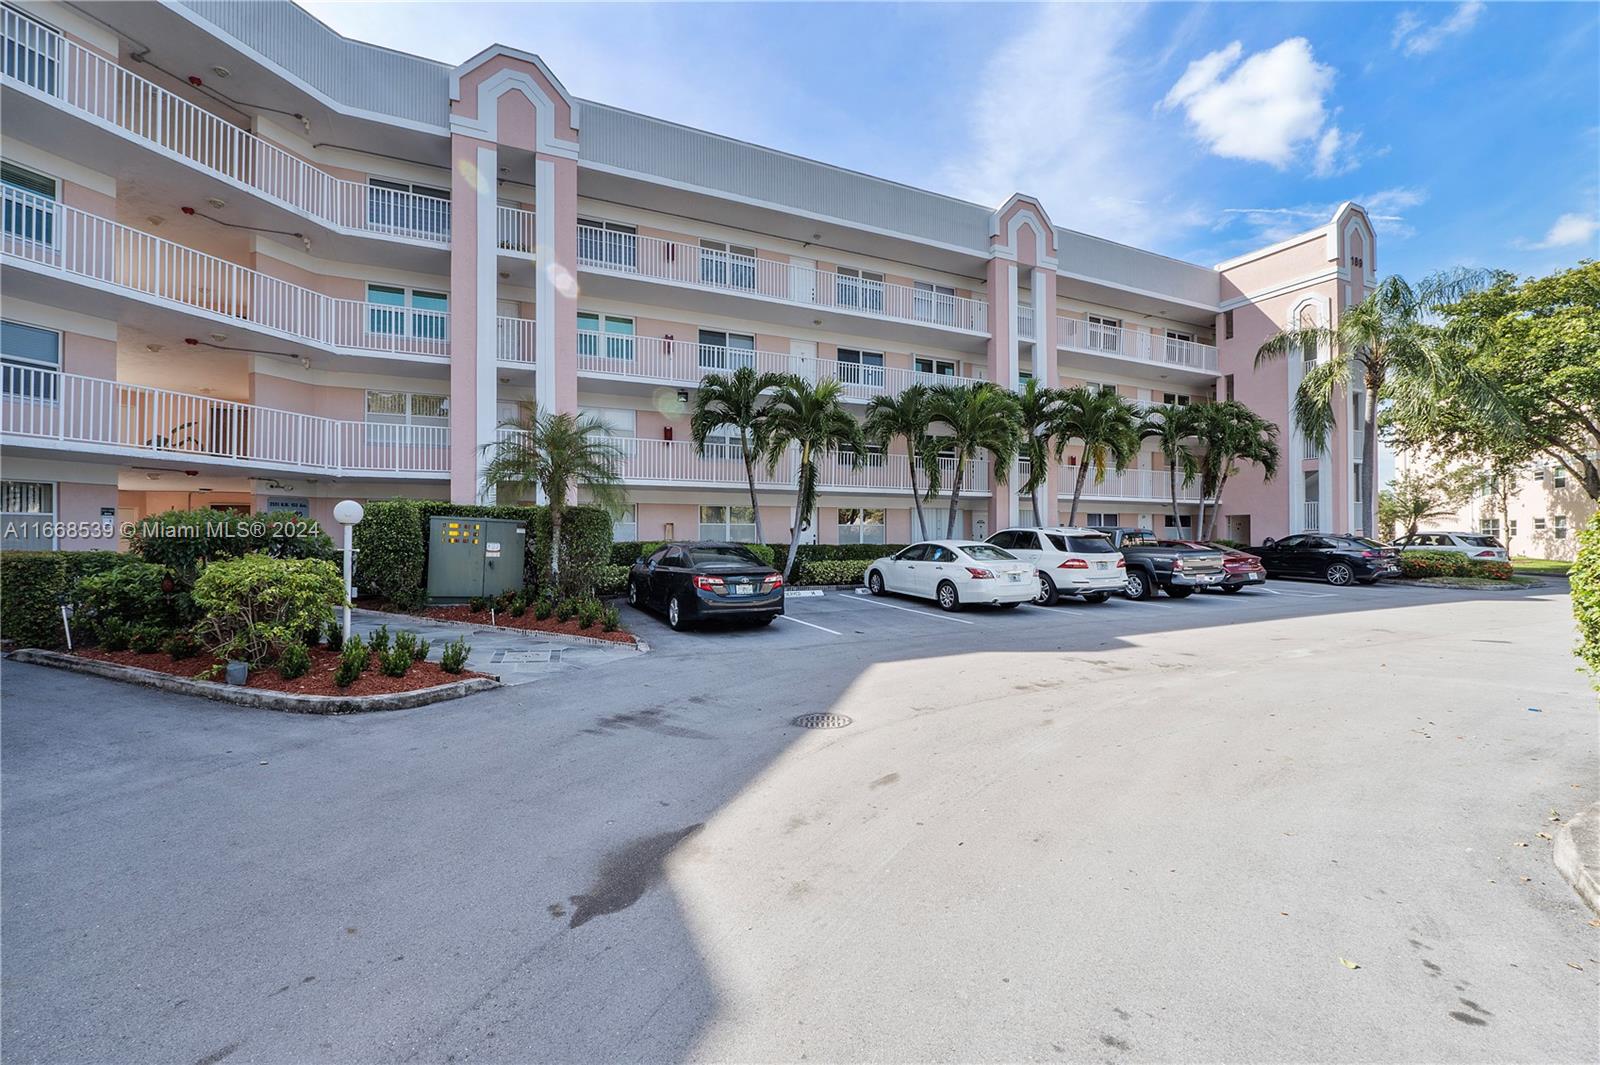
[
  {"left": 595, "top": 563, "right": 630, "bottom": 597},
  {"left": 796, "top": 559, "right": 871, "bottom": 586},
  {"left": 127, "top": 508, "right": 335, "bottom": 580},
  {"left": 0, "top": 550, "right": 123, "bottom": 649},
  {"left": 1470, "top": 560, "right": 1514, "bottom": 581},
  {"left": 353, "top": 499, "right": 613, "bottom": 607},
  {"left": 1572, "top": 513, "right": 1600, "bottom": 688},
  {"left": 1398, "top": 551, "right": 1474, "bottom": 579}
]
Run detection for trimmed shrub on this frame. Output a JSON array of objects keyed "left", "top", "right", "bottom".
[
  {"left": 277, "top": 641, "right": 312, "bottom": 680},
  {"left": 440, "top": 636, "right": 470, "bottom": 674},
  {"left": 601, "top": 606, "right": 620, "bottom": 632},
  {"left": 341, "top": 634, "right": 369, "bottom": 674},
  {"left": 368, "top": 624, "right": 392, "bottom": 657},
  {"left": 1572, "top": 513, "right": 1600, "bottom": 688},
  {"left": 534, "top": 596, "right": 554, "bottom": 620},
  {"left": 411, "top": 636, "right": 430, "bottom": 663},
  {"left": 555, "top": 598, "right": 576, "bottom": 622},
  {"left": 191, "top": 554, "right": 344, "bottom": 667},
  {"left": 796, "top": 559, "right": 871, "bottom": 586},
  {"left": 509, "top": 594, "right": 527, "bottom": 617},
  {"left": 325, "top": 624, "right": 344, "bottom": 652},
  {"left": 164, "top": 632, "right": 200, "bottom": 660},
  {"left": 350, "top": 499, "right": 427, "bottom": 609},
  {"left": 576, "top": 598, "right": 601, "bottom": 629},
  {"left": 334, "top": 654, "right": 363, "bottom": 688},
  {"left": 127, "top": 508, "right": 335, "bottom": 582},
  {"left": 1398, "top": 551, "right": 1473, "bottom": 579},
  {"left": 0, "top": 550, "right": 121, "bottom": 649},
  {"left": 743, "top": 543, "right": 777, "bottom": 568},
  {"left": 129, "top": 624, "right": 165, "bottom": 654},
  {"left": 531, "top": 505, "right": 613, "bottom": 599},
  {"left": 379, "top": 641, "right": 413, "bottom": 678},
  {"left": 1468, "top": 559, "right": 1514, "bottom": 581},
  {"left": 75, "top": 561, "right": 188, "bottom": 633},
  {"left": 796, "top": 543, "right": 906, "bottom": 563},
  {"left": 99, "top": 619, "right": 131, "bottom": 652},
  {"left": 595, "top": 564, "right": 629, "bottom": 597}
]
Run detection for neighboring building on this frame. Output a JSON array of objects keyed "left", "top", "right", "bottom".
[
  {"left": 1396, "top": 452, "right": 1598, "bottom": 561},
  {"left": 0, "top": 0, "right": 1379, "bottom": 551}
]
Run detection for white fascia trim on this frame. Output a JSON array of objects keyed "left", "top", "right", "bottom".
[
  {"left": 0, "top": 137, "right": 117, "bottom": 197},
  {"left": 158, "top": 2, "right": 451, "bottom": 138},
  {"left": 0, "top": 297, "right": 118, "bottom": 340},
  {"left": 0, "top": 454, "right": 120, "bottom": 484},
  {"left": 1218, "top": 268, "right": 1344, "bottom": 311},
  {"left": 575, "top": 159, "right": 991, "bottom": 267},
  {"left": 1213, "top": 226, "right": 1331, "bottom": 271},
  {"left": 0, "top": 436, "right": 448, "bottom": 481},
  {"left": 1054, "top": 269, "right": 1221, "bottom": 314},
  {"left": 251, "top": 240, "right": 450, "bottom": 290}
]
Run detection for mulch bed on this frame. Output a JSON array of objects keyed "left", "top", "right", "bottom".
[
  {"left": 419, "top": 606, "right": 639, "bottom": 646},
  {"left": 74, "top": 646, "right": 488, "bottom": 696}
]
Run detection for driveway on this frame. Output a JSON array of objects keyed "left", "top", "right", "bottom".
[{"left": 2, "top": 580, "right": 1595, "bottom": 1063}]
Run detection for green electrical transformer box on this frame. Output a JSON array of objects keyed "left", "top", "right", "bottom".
[{"left": 425, "top": 516, "right": 527, "bottom": 603}]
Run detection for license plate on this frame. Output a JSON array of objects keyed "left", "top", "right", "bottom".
[
  {"left": 1095, "top": 561, "right": 1109, "bottom": 570},
  {"left": 1007, "top": 572, "right": 1021, "bottom": 582},
  {"left": 1247, "top": 572, "right": 1260, "bottom": 581},
  {"left": 732, "top": 584, "right": 754, "bottom": 596}
]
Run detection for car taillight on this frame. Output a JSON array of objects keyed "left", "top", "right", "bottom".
[
  {"left": 1171, "top": 557, "right": 1184, "bottom": 571},
  {"left": 1474, "top": 550, "right": 1497, "bottom": 558},
  {"left": 1116, "top": 557, "right": 1125, "bottom": 568},
  {"left": 965, "top": 567, "right": 995, "bottom": 579},
  {"left": 763, "top": 574, "right": 784, "bottom": 588},
  {"left": 1058, "top": 557, "right": 1089, "bottom": 569},
  {"left": 693, "top": 575, "right": 725, "bottom": 592},
  {"left": 1361, "top": 550, "right": 1376, "bottom": 558}
]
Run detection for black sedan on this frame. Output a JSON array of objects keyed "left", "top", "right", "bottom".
[
  {"left": 1251, "top": 534, "right": 1401, "bottom": 586},
  {"left": 627, "top": 542, "right": 784, "bottom": 630}
]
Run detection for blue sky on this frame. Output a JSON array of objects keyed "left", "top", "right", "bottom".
[{"left": 303, "top": 1, "right": 1598, "bottom": 280}]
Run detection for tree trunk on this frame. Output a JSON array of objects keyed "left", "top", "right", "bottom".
[
  {"left": 1029, "top": 479, "right": 1043, "bottom": 530},
  {"left": 1169, "top": 464, "right": 1182, "bottom": 538},
  {"left": 1068, "top": 462, "right": 1089, "bottom": 526},
  {"left": 906, "top": 446, "right": 927, "bottom": 539},
  {"left": 741, "top": 427, "right": 765, "bottom": 543},
  {"left": 946, "top": 457, "right": 965, "bottom": 538},
  {"left": 549, "top": 502, "right": 563, "bottom": 593},
  {"left": 782, "top": 443, "right": 811, "bottom": 581},
  {"left": 1195, "top": 491, "right": 1208, "bottom": 545},
  {"left": 1361, "top": 385, "right": 1381, "bottom": 537},
  {"left": 1205, "top": 471, "right": 1231, "bottom": 540}
]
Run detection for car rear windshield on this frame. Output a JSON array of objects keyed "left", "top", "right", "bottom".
[
  {"left": 688, "top": 546, "right": 763, "bottom": 566},
  {"left": 1120, "top": 535, "right": 1157, "bottom": 547},
  {"left": 961, "top": 544, "right": 1016, "bottom": 561},
  {"left": 1461, "top": 535, "right": 1503, "bottom": 548},
  {"left": 1344, "top": 537, "right": 1388, "bottom": 550},
  {"left": 1046, "top": 533, "right": 1114, "bottom": 553}
]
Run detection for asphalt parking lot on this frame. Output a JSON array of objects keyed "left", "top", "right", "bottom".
[{"left": 3, "top": 575, "right": 1595, "bottom": 1064}]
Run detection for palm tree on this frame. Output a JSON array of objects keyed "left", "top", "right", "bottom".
[
  {"left": 690, "top": 366, "right": 788, "bottom": 544},
  {"left": 1192, "top": 400, "right": 1281, "bottom": 540},
  {"left": 1142, "top": 402, "right": 1201, "bottom": 537},
  {"left": 1055, "top": 386, "right": 1141, "bottom": 526},
  {"left": 864, "top": 384, "right": 940, "bottom": 539},
  {"left": 925, "top": 382, "right": 1022, "bottom": 538},
  {"left": 1255, "top": 270, "right": 1491, "bottom": 537},
  {"left": 1016, "top": 379, "right": 1065, "bottom": 527},
  {"left": 764, "top": 377, "right": 865, "bottom": 579},
  {"left": 480, "top": 404, "right": 625, "bottom": 591},
  {"left": 1379, "top": 469, "right": 1469, "bottom": 539}
]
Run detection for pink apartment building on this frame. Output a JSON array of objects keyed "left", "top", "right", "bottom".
[{"left": 0, "top": 1, "right": 1381, "bottom": 552}]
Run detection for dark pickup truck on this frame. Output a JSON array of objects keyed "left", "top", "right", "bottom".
[{"left": 1090, "top": 527, "right": 1228, "bottom": 600}]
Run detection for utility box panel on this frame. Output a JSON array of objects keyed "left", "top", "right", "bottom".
[{"left": 426, "top": 516, "right": 526, "bottom": 602}]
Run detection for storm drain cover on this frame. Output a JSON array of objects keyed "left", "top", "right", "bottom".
[{"left": 792, "top": 712, "right": 853, "bottom": 730}]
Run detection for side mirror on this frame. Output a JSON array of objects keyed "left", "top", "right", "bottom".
[{"left": 1262, "top": 537, "right": 1276, "bottom": 548}]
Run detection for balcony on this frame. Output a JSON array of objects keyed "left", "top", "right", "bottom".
[
  {"left": 496, "top": 316, "right": 537, "bottom": 364},
  {"left": 1058, "top": 315, "right": 1219, "bottom": 377},
  {"left": 574, "top": 226, "right": 989, "bottom": 350},
  {"left": 0, "top": 7, "right": 450, "bottom": 254},
  {"left": 1, "top": 189, "right": 449, "bottom": 365},
  {"left": 571, "top": 331, "right": 986, "bottom": 400},
  {"left": 1, "top": 367, "right": 449, "bottom": 477},
  {"left": 499, "top": 431, "right": 988, "bottom": 496},
  {"left": 1051, "top": 464, "right": 1204, "bottom": 503},
  {"left": 1017, "top": 304, "right": 1035, "bottom": 339}
]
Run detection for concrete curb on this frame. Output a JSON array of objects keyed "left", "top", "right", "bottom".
[
  {"left": 1383, "top": 577, "right": 1552, "bottom": 593},
  {"left": 359, "top": 608, "right": 649, "bottom": 654},
  {"left": 1554, "top": 801, "right": 1600, "bottom": 916},
  {"left": 6, "top": 649, "right": 500, "bottom": 715}
]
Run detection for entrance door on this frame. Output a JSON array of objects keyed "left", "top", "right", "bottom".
[
  {"left": 790, "top": 339, "right": 817, "bottom": 382},
  {"left": 789, "top": 257, "right": 817, "bottom": 304}
]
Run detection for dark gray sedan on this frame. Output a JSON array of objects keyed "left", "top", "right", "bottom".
[{"left": 627, "top": 542, "right": 784, "bottom": 630}]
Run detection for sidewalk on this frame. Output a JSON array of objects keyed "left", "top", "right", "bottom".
[{"left": 351, "top": 609, "right": 640, "bottom": 688}]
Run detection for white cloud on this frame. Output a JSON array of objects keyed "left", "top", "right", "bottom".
[
  {"left": 1161, "top": 38, "right": 1345, "bottom": 172},
  {"left": 1392, "top": 2, "right": 1485, "bottom": 56},
  {"left": 1313, "top": 126, "right": 1362, "bottom": 178},
  {"left": 942, "top": 4, "right": 1207, "bottom": 248},
  {"left": 1531, "top": 212, "right": 1600, "bottom": 249},
  {"left": 1218, "top": 186, "right": 1428, "bottom": 246}
]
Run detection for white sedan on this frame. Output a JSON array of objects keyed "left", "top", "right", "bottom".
[
  {"left": 865, "top": 540, "right": 1035, "bottom": 611},
  {"left": 1392, "top": 530, "right": 1509, "bottom": 562}
]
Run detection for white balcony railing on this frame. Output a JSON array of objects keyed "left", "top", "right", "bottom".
[
  {"left": 1017, "top": 304, "right": 1035, "bottom": 339},
  {"left": 572, "top": 331, "right": 986, "bottom": 400},
  {"left": 575, "top": 226, "right": 988, "bottom": 334},
  {"left": 1302, "top": 500, "right": 1321, "bottom": 531},
  {"left": 1, "top": 189, "right": 450, "bottom": 359},
  {"left": 1, "top": 367, "right": 449, "bottom": 475},
  {"left": 1052, "top": 464, "right": 1204, "bottom": 502},
  {"left": 1058, "top": 316, "right": 1218, "bottom": 373},
  {"left": 496, "top": 316, "right": 537, "bottom": 363},
  {"left": 497, "top": 205, "right": 535, "bottom": 254},
  {"left": 1, "top": 7, "right": 451, "bottom": 244}
]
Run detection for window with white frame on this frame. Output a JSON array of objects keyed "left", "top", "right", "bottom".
[
  {"left": 1533, "top": 516, "right": 1547, "bottom": 532},
  {"left": 699, "top": 429, "right": 745, "bottom": 461},
  {"left": 1554, "top": 467, "right": 1568, "bottom": 488},
  {"left": 1, "top": 319, "right": 60, "bottom": 400},
  {"left": 577, "top": 218, "right": 637, "bottom": 269},
  {"left": 365, "top": 390, "right": 448, "bottom": 444},
  {"left": 611, "top": 503, "right": 637, "bottom": 542},
  {"left": 1161, "top": 392, "right": 1190, "bottom": 407},
  {"left": 1303, "top": 469, "right": 1321, "bottom": 530},
  {"left": 914, "top": 355, "right": 958, "bottom": 379},
  {"left": 1480, "top": 517, "right": 1501, "bottom": 537},
  {"left": 366, "top": 178, "right": 449, "bottom": 238},
  {"left": 1509, "top": 519, "right": 1518, "bottom": 537},
  {"left": 836, "top": 348, "right": 885, "bottom": 387},
  {"left": 1, "top": 480, "right": 54, "bottom": 550},
  {"left": 1532, "top": 466, "right": 1545, "bottom": 481},
  {"left": 837, "top": 507, "right": 887, "bottom": 544},
  {"left": 835, "top": 267, "right": 884, "bottom": 312},
  {"left": 1164, "top": 330, "right": 1193, "bottom": 361},
  {"left": 914, "top": 281, "right": 957, "bottom": 325},
  {"left": 366, "top": 284, "right": 447, "bottom": 340},
  {"left": 578, "top": 406, "right": 636, "bottom": 438},
  {"left": 699, "top": 239, "right": 756, "bottom": 290},
  {"left": 1084, "top": 512, "right": 1119, "bottom": 528},
  {"left": 2, "top": 160, "right": 56, "bottom": 244},
  {"left": 1087, "top": 314, "right": 1121, "bottom": 352},
  {"left": 838, "top": 443, "right": 885, "bottom": 468},
  {"left": 698, "top": 328, "right": 754, "bottom": 371},
  {"left": 578, "top": 313, "right": 635, "bottom": 361},
  {"left": 1554, "top": 515, "right": 1569, "bottom": 539},
  {"left": 699, "top": 504, "right": 757, "bottom": 542},
  {"left": 1162, "top": 514, "right": 1194, "bottom": 530}
]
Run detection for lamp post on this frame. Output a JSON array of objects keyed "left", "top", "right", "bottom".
[{"left": 332, "top": 499, "right": 365, "bottom": 641}]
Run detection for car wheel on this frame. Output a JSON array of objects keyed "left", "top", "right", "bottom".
[
  {"left": 627, "top": 580, "right": 641, "bottom": 607},
  {"left": 1166, "top": 586, "right": 1194, "bottom": 599},
  {"left": 1220, "top": 584, "right": 1244, "bottom": 594},
  {"left": 1124, "top": 569, "right": 1151, "bottom": 601},
  {"left": 936, "top": 581, "right": 961, "bottom": 612},
  {"left": 667, "top": 594, "right": 689, "bottom": 631},
  {"left": 1083, "top": 591, "right": 1111, "bottom": 603},
  {"left": 1033, "top": 572, "right": 1059, "bottom": 606},
  {"left": 1324, "top": 562, "right": 1355, "bottom": 586},
  {"left": 868, "top": 570, "right": 885, "bottom": 596}
]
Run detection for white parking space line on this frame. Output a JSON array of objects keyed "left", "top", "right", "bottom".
[
  {"left": 834, "top": 594, "right": 976, "bottom": 624},
  {"left": 776, "top": 614, "right": 842, "bottom": 636}
]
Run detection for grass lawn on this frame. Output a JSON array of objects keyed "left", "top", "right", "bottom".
[{"left": 1511, "top": 557, "right": 1572, "bottom": 576}]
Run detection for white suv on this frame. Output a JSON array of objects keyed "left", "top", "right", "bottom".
[
  {"left": 1392, "top": 531, "right": 1509, "bottom": 562},
  {"left": 987, "top": 527, "right": 1126, "bottom": 605}
]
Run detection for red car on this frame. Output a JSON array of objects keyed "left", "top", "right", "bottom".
[{"left": 1158, "top": 540, "right": 1267, "bottom": 592}]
